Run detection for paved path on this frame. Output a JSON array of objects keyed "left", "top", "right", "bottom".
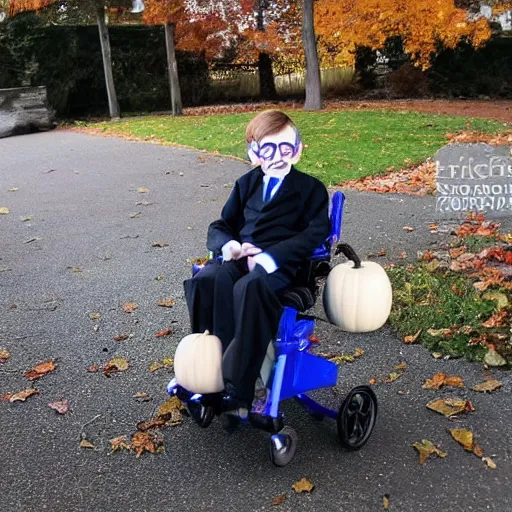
[{"left": 1, "top": 132, "right": 511, "bottom": 512}]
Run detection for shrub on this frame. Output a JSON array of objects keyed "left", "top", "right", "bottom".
[{"left": 387, "top": 63, "right": 430, "bottom": 98}]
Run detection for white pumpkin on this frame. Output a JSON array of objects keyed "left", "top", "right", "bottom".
[
  {"left": 174, "top": 330, "right": 224, "bottom": 394},
  {"left": 324, "top": 243, "right": 392, "bottom": 333}
]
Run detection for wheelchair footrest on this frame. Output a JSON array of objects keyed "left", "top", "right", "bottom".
[{"left": 280, "top": 351, "right": 338, "bottom": 401}]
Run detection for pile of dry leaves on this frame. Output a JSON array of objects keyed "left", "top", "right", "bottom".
[{"left": 341, "top": 131, "right": 511, "bottom": 196}]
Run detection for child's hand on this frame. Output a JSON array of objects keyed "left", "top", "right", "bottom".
[
  {"left": 221, "top": 240, "right": 242, "bottom": 261},
  {"left": 240, "top": 242, "right": 262, "bottom": 258}
]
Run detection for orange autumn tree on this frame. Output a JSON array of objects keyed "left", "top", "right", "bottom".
[
  {"left": 8, "top": 0, "right": 142, "bottom": 118},
  {"left": 314, "top": 0, "right": 493, "bottom": 70},
  {"left": 143, "top": 0, "right": 226, "bottom": 115},
  {"left": 234, "top": 0, "right": 303, "bottom": 99}
]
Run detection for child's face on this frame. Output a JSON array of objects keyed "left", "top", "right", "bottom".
[{"left": 248, "top": 125, "right": 303, "bottom": 177}]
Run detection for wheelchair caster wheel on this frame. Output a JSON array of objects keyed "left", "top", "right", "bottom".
[
  {"left": 337, "top": 385, "right": 377, "bottom": 451},
  {"left": 186, "top": 401, "right": 215, "bottom": 428},
  {"left": 269, "top": 426, "right": 298, "bottom": 467},
  {"left": 221, "top": 413, "right": 240, "bottom": 434}
]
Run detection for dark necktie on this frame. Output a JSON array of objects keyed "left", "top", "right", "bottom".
[{"left": 264, "top": 177, "right": 279, "bottom": 202}]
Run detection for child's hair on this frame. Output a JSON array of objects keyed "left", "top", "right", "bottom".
[{"left": 245, "top": 110, "right": 297, "bottom": 144}]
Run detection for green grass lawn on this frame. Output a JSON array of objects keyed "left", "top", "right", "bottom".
[{"left": 85, "top": 110, "right": 505, "bottom": 185}]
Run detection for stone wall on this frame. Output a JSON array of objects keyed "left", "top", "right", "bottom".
[{"left": 0, "top": 87, "right": 55, "bottom": 139}]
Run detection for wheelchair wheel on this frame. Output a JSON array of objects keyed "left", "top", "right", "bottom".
[
  {"left": 269, "top": 426, "right": 298, "bottom": 467},
  {"left": 337, "top": 386, "right": 377, "bottom": 451},
  {"left": 185, "top": 401, "right": 215, "bottom": 428}
]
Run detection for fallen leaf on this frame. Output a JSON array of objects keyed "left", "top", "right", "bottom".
[
  {"left": 472, "top": 379, "right": 502, "bottom": 393},
  {"left": 399, "top": 251, "right": 407, "bottom": 259},
  {"left": 482, "top": 311, "right": 508, "bottom": 328},
  {"left": 423, "top": 373, "right": 464, "bottom": 390},
  {"left": 309, "top": 335, "right": 320, "bottom": 343},
  {"left": 157, "top": 299, "right": 175, "bottom": 308},
  {"left": 354, "top": 347, "right": 365, "bottom": 357},
  {"left": 134, "top": 392, "right": 151, "bottom": 402},
  {"left": 449, "top": 247, "right": 466, "bottom": 259},
  {"left": 383, "top": 494, "right": 390, "bottom": 510},
  {"left": 8, "top": 187, "right": 19, "bottom": 192},
  {"left": 136, "top": 417, "right": 167, "bottom": 431},
  {"left": 137, "top": 187, "right": 149, "bottom": 193},
  {"left": 87, "top": 364, "right": 100, "bottom": 373},
  {"left": 384, "top": 372, "right": 402, "bottom": 383},
  {"left": 123, "top": 303, "right": 137, "bottom": 313},
  {"left": 155, "top": 275, "right": 165, "bottom": 281},
  {"left": 403, "top": 226, "right": 414, "bottom": 232},
  {"left": 89, "top": 312, "right": 101, "bottom": 320},
  {"left": 450, "top": 428, "right": 475, "bottom": 452},
  {"left": 322, "top": 348, "right": 365, "bottom": 363},
  {"left": 21, "top": 216, "right": 32, "bottom": 222},
  {"left": 70, "top": 266, "right": 82, "bottom": 273},
  {"left": 369, "top": 378, "right": 378, "bottom": 385},
  {"left": 157, "top": 396, "right": 184, "bottom": 417},
  {"left": 427, "top": 398, "right": 475, "bottom": 417},
  {"left": 404, "top": 329, "right": 421, "bottom": 344},
  {"left": 426, "top": 328, "right": 453, "bottom": 338},
  {"left": 482, "top": 292, "right": 509, "bottom": 310},
  {"left": 0, "top": 348, "right": 10, "bottom": 363},
  {"left": 395, "top": 361, "right": 407, "bottom": 370},
  {"left": 412, "top": 440, "right": 448, "bottom": 464},
  {"left": 48, "top": 399, "right": 69, "bottom": 414},
  {"left": 6, "top": 389, "right": 40, "bottom": 402},
  {"left": 114, "top": 334, "right": 130, "bottom": 341},
  {"left": 110, "top": 435, "right": 131, "bottom": 453},
  {"left": 152, "top": 242, "right": 169, "bottom": 248},
  {"left": 292, "top": 478, "right": 314, "bottom": 493},
  {"left": 130, "top": 431, "right": 164, "bottom": 457},
  {"left": 24, "top": 360, "right": 57, "bottom": 380},
  {"left": 0, "top": 207, "right": 9, "bottom": 215},
  {"left": 155, "top": 329, "right": 172, "bottom": 338},
  {"left": 473, "top": 444, "right": 484, "bottom": 457},
  {"left": 129, "top": 212, "right": 141, "bottom": 218},
  {"left": 368, "top": 249, "right": 387, "bottom": 258},
  {"left": 104, "top": 357, "right": 129, "bottom": 377},
  {"left": 149, "top": 361, "right": 164, "bottom": 372},
  {"left": 432, "top": 352, "right": 443, "bottom": 359},
  {"left": 80, "top": 439, "right": 95, "bottom": 449},
  {"left": 272, "top": 494, "right": 287, "bottom": 506},
  {"left": 483, "top": 456, "right": 497, "bottom": 469}
]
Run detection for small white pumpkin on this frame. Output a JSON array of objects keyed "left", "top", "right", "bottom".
[
  {"left": 174, "top": 330, "right": 224, "bottom": 394},
  {"left": 324, "top": 243, "right": 392, "bottom": 333}
]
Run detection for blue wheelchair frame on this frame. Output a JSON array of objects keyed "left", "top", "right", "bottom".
[{"left": 167, "top": 191, "right": 377, "bottom": 464}]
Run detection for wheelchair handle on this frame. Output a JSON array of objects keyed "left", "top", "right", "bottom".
[{"left": 334, "top": 243, "right": 362, "bottom": 269}]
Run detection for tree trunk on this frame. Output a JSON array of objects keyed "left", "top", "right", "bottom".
[
  {"left": 258, "top": 52, "right": 277, "bottom": 100},
  {"left": 95, "top": 6, "right": 120, "bottom": 120},
  {"left": 164, "top": 22, "right": 183, "bottom": 116},
  {"left": 302, "top": 0, "right": 322, "bottom": 111},
  {"left": 256, "top": 0, "right": 277, "bottom": 100}
]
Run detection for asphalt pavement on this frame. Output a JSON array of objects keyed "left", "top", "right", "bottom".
[{"left": 1, "top": 131, "right": 511, "bottom": 512}]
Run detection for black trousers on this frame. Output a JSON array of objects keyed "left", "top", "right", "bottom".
[{"left": 183, "top": 260, "right": 293, "bottom": 404}]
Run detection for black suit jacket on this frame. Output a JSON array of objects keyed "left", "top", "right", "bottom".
[{"left": 207, "top": 166, "right": 330, "bottom": 272}]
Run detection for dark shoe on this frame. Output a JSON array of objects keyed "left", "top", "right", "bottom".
[
  {"left": 186, "top": 400, "right": 216, "bottom": 428},
  {"left": 220, "top": 393, "right": 249, "bottom": 414}
]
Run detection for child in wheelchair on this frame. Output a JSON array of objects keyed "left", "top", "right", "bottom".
[{"left": 182, "top": 110, "right": 331, "bottom": 416}]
